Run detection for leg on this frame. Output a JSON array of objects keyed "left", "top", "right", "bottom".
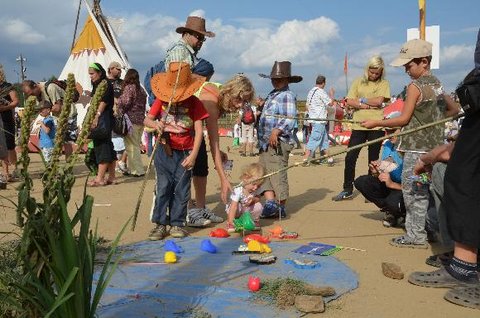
[
  {"left": 430, "top": 162, "right": 453, "bottom": 248},
  {"left": 63, "top": 143, "right": 73, "bottom": 160},
  {"left": 151, "top": 146, "right": 174, "bottom": 225},
  {"left": 366, "top": 130, "right": 385, "bottom": 172},
  {"left": 192, "top": 176, "right": 207, "bottom": 208},
  {"left": 353, "top": 175, "right": 389, "bottom": 208},
  {"left": 124, "top": 124, "right": 145, "bottom": 176},
  {"left": 343, "top": 130, "right": 366, "bottom": 191}
]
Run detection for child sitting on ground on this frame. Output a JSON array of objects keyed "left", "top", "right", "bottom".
[
  {"left": 226, "top": 163, "right": 265, "bottom": 233},
  {"left": 36, "top": 101, "right": 56, "bottom": 164}
]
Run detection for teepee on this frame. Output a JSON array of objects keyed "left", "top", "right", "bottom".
[{"left": 59, "top": 0, "right": 130, "bottom": 93}]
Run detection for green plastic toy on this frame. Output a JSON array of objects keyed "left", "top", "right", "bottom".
[{"left": 233, "top": 211, "right": 255, "bottom": 231}]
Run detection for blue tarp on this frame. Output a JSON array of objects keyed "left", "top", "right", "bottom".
[{"left": 96, "top": 237, "right": 358, "bottom": 317}]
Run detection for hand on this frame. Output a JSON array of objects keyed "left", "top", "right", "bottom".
[
  {"left": 378, "top": 172, "right": 392, "bottom": 186},
  {"left": 244, "top": 196, "right": 256, "bottom": 206},
  {"left": 156, "top": 121, "right": 165, "bottom": 133},
  {"left": 369, "top": 160, "right": 379, "bottom": 174},
  {"left": 413, "top": 158, "right": 433, "bottom": 175},
  {"left": 361, "top": 120, "right": 378, "bottom": 129},
  {"left": 181, "top": 153, "right": 196, "bottom": 170},
  {"left": 268, "top": 128, "right": 281, "bottom": 147},
  {"left": 220, "top": 179, "right": 232, "bottom": 204}
]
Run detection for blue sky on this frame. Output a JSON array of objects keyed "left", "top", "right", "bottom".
[{"left": 1, "top": 0, "right": 478, "bottom": 99}]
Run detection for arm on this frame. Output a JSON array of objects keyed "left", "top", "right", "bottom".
[
  {"left": 378, "top": 173, "right": 402, "bottom": 190},
  {"left": 181, "top": 118, "right": 203, "bottom": 169},
  {"left": 91, "top": 101, "right": 108, "bottom": 129},
  {"left": 0, "top": 89, "right": 19, "bottom": 111},
  {"left": 226, "top": 200, "right": 239, "bottom": 223},
  {"left": 201, "top": 87, "right": 232, "bottom": 203},
  {"left": 414, "top": 142, "right": 455, "bottom": 174},
  {"left": 443, "top": 94, "right": 461, "bottom": 117},
  {"left": 144, "top": 113, "right": 164, "bottom": 132},
  {"left": 40, "top": 120, "right": 51, "bottom": 134},
  {"left": 361, "top": 83, "right": 420, "bottom": 129}
]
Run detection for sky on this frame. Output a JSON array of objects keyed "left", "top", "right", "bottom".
[{"left": 0, "top": 0, "right": 478, "bottom": 99}]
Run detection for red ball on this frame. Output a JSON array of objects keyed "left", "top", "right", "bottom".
[{"left": 248, "top": 276, "right": 261, "bottom": 292}]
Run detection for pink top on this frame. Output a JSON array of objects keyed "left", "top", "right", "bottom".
[{"left": 117, "top": 84, "right": 147, "bottom": 125}]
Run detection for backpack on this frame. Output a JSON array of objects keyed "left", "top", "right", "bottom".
[
  {"left": 241, "top": 104, "right": 255, "bottom": 125},
  {"left": 456, "top": 69, "right": 480, "bottom": 115},
  {"left": 45, "top": 79, "right": 80, "bottom": 103},
  {"left": 144, "top": 42, "right": 196, "bottom": 106}
]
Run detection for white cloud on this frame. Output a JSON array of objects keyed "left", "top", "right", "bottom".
[
  {"left": 441, "top": 44, "right": 475, "bottom": 65},
  {"left": 3, "top": 19, "right": 46, "bottom": 44},
  {"left": 189, "top": 9, "right": 205, "bottom": 18}
]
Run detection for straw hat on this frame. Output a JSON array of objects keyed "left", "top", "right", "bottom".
[
  {"left": 151, "top": 62, "right": 205, "bottom": 103},
  {"left": 259, "top": 61, "right": 302, "bottom": 83},
  {"left": 176, "top": 16, "right": 215, "bottom": 38}
]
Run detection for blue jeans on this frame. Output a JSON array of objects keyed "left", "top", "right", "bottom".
[
  {"left": 306, "top": 123, "right": 328, "bottom": 154},
  {"left": 151, "top": 146, "right": 192, "bottom": 226}
]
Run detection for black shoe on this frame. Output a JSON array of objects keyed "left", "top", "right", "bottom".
[{"left": 332, "top": 190, "right": 353, "bottom": 201}]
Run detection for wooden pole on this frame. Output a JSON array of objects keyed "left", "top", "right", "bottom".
[{"left": 419, "top": 0, "right": 426, "bottom": 40}]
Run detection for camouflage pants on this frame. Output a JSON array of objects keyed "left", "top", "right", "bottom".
[{"left": 402, "top": 152, "right": 429, "bottom": 243}]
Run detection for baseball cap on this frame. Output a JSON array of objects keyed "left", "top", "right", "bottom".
[
  {"left": 108, "top": 61, "right": 123, "bottom": 70},
  {"left": 390, "top": 39, "right": 432, "bottom": 67}
]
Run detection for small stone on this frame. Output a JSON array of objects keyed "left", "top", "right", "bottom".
[
  {"left": 382, "top": 262, "right": 404, "bottom": 280},
  {"left": 295, "top": 295, "right": 325, "bottom": 313},
  {"left": 304, "top": 284, "right": 336, "bottom": 296}
]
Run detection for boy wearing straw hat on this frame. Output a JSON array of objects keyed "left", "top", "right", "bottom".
[
  {"left": 361, "top": 39, "right": 460, "bottom": 248},
  {"left": 144, "top": 62, "right": 209, "bottom": 240},
  {"left": 257, "top": 61, "right": 302, "bottom": 218}
]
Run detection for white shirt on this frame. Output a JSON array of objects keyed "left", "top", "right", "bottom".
[{"left": 306, "top": 86, "right": 332, "bottom": 124}]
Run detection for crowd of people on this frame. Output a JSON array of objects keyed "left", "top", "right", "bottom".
[{"left": 1, "top": 14, "right": 478, "bottom": 310}]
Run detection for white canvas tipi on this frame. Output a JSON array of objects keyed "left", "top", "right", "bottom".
[{"left": 58, "top": 0, "right": 130, "bottom": 124}]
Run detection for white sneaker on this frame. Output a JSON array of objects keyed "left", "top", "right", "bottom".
[
  {"left": 201, "top": 207, "right": 224, "bottom": 223},
  {"left": 118, "top": 161, "right": 128, "bottom": 174},
  {"left": 186, "top": 208, "right": 212, "bottom": 227}
]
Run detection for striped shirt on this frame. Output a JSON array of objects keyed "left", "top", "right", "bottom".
[
  {"left": 306, "top": 86, "right": 331, "bottom": 124},
  {"left": 164, "top": 39, "right": 197, "bottom": 70},
  {"left": 257, "top": 86, "right": 297, "bottom": 151}
]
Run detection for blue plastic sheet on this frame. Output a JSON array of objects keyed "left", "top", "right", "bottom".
[{"left": 96, "top": 237, "right": 358, "bottom": 317}]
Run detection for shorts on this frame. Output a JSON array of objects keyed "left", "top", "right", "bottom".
[
  {"left": 240, "top": 123, "right": 255, "bottom": 143},
  {"left": 41, "top": 147, "right": 54, "bottom": 163},
  {"left": 112, "top": 135, "right": 125, "bottom": 152},
  {"left": 306, "top": 123, "right": 328, "bottom": 152},
  {"left": 193, "top": 137, "right": 208, "bottom": 177},
  {"left": 258, "top": 141, "right": 293, "bottom": 201}
]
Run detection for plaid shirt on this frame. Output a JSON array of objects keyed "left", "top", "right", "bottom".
[{"left": 257, "top": 86, "right": 297, "bottom": 151}]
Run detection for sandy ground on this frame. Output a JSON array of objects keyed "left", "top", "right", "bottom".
[{"left": 0, "top": 138, "right": 477, "bottom": 318}]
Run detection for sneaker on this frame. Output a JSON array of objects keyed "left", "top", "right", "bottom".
[
  {"left": 201, "top": 207, "right": 224, "bottom": 223},
  {"left": 279, "top": 205, "right": 286, "bottom": 218},
  {"left": 148, "top": 224, "right": 167, "bottom": 241},
  {"left": 327, "top": 158, "right": 334, "bottom": 166},
  {"left": 226, "top": 222, "right": 236, "bottom": 233},
  {"left": 382, "top": 213, "right": 397, "bottom": 228},
  {"left": 186, "top": 208, "right": 212, "bottom": 227},
  {"left": 170, "top": 226, "right": 189, "bottom": 238},
  {"left": 332, "top": 190, "right": 353, "bottom": 201},
  {"left": 261, "top": 200, "right": 280, "bottom": 218},
  {"left": 117, "top": 161, "right": 128, "bottom": 174}
]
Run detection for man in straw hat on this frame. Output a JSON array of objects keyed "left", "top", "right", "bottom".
[
  {"left": 165, "top": 15, "right": 215, "bottom": 71},
  {"left": 144, "top": 62, "right": 209, "bottom": 240},
  {"left": 257, "top": 61, "right": 302, "bottom": 219}
]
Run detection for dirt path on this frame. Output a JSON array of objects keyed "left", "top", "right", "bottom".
[{"left": 1, "top": 140, "right": 477, "bottom": 317}]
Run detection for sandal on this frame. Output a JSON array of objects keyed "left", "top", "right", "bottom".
[
  {"left": 426, "top": 251, "right": 454, "bottom": 268},
  {"left": 390, "top": 235, "right": 428, "bottom": 249},
  {"left": 444, "top": 286, "right": 480, "bottom": 310},
  {"left": 105, "top": 179, "right": 118, "bottom": 185},
  {"left": 408, "top": 268, "right": 478, "bottom": 288},
  {"left": 87, "top": 180, "right": 106, "bottom": 187}
]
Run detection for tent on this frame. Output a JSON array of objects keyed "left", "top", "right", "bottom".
[{"left": 58, "top": 0, "right": 130, "bottom": 124}]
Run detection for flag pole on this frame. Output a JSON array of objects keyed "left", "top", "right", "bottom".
[
  {"left": 419, "top": 0, "right": 426, "bottom": 40},
  {"left": 344, "top": 52, "right": 349, "bottom": 95}
]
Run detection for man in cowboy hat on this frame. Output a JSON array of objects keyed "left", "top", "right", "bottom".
[
  {"left": 144, "top": 62, "right": 209, "bottom": 240},
  {"left": 164, "top": 15, "right": 215, "bottom": 70},
  {"left": 257, "top": 61, "right": 302, "bottom": 218}
]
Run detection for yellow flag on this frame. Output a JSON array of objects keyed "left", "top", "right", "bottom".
[{"left": 418, "top": 0, "right": 425, "bottom": 11}]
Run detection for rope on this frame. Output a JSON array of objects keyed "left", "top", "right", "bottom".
[
  {"left": 70, "top": 0, "right": 82, "bottom": 52},
  {"left": 131, "top": 63, "right": 184, "bottom": 231},
  {"left": 235, "top": 113, "right": 464, "bottom": 189},
  {"left": 266, "top": 114, "right": 360, "bottom": 124}
]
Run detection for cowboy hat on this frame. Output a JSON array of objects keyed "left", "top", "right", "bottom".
[
  {"left": 259, "top": 61, "right": 302, "bottom": 83},
  {"left": 176, "top": 16, "right": 215, "bottom": 38},
  {"left": 151, "top": 62, "right": 205, "bottom": 103}
]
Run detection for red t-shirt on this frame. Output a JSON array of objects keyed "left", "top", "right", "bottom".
[{"left": 149, "top": 96, "right": 209, "bottom": 150}]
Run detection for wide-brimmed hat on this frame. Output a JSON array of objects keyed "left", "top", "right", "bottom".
[
  {"left": 176, "top": 16, "right": 215, "bottom": 38},
  {"left": 259, "top": 61, "right": 302, "bottom": 83},
  {"left": 390, "top": 39, "right": 432, "bottom": 67},
  {"left": 151, "top": 62, "right": 205, "bottom": 103}
]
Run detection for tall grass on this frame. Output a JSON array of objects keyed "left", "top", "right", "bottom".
[{"left": 0, "top": 74, "right": 126, "bottom": 318}]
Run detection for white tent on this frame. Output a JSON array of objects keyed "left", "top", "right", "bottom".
[{"left": 58, "top": 0, "right": 130, "bottom": 124}]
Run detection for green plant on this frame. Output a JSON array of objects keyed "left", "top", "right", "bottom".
[{"left": 0, "top": 75, "right": 124, "bottom": 318}]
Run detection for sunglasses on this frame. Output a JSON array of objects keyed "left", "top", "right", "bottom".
[{"left": 190, "top": 33, "right": 206, "bottom": 42}]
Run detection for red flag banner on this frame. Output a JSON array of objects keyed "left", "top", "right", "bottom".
[{"left": 343, "top": 53, "right": 348, "bottom": 75}]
